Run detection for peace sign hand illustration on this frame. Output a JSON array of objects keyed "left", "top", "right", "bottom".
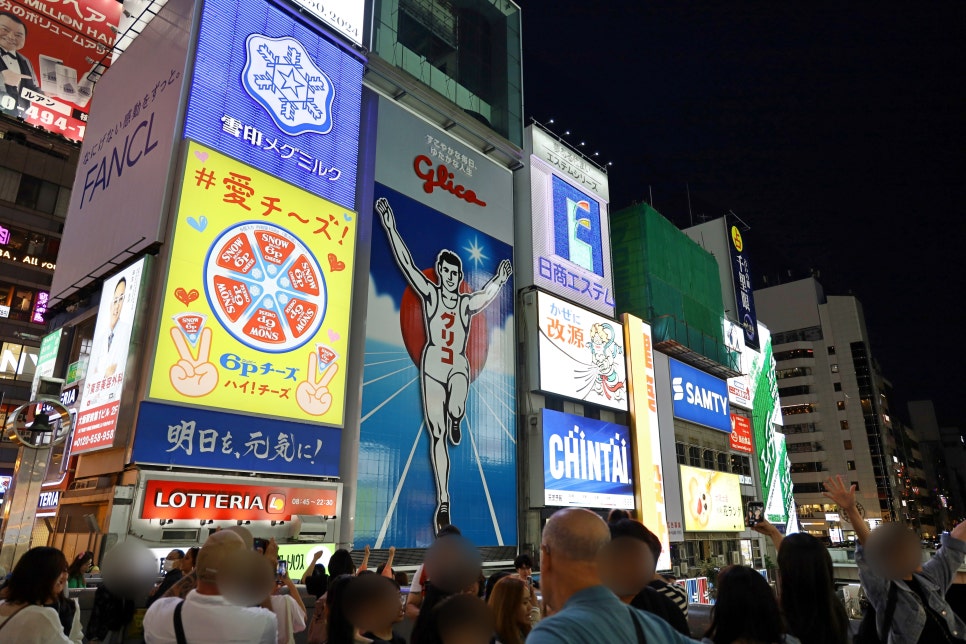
[
  {"left": 169, "top": 326, "right": 219, "bottom": 397},
  {"left": 297, "top": 352, "right": 338, "bottom": 416}
]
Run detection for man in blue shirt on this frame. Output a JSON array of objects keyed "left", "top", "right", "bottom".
[{"left": 527, "top": 508, "right": 695, "bottom": 644}]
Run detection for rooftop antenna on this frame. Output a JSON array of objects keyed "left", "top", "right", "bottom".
[
  {"left": 728, "top": 209, "right": 752, "bottom": 232},
  {"left": 649, "top": 185, "right": 653, "bottom": 206},
  {"left": 686, "top": 182, "right": 694, "bottom": 226}
]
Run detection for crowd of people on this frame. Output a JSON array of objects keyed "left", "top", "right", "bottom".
[{"left": 0, "top": 474, "right": 963, "bottom": 643}]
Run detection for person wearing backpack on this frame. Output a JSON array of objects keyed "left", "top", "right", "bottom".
[{"left": 824, "top": 474, "right": 966, "bottom": 643}]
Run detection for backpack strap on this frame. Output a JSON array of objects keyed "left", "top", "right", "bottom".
[
  {"left": 628, "top": 606, "right": 648, "bottom": 644},
  {"left": 174, "top": 600, "right": 188, "bottom": 644},
  {"left": 880, "top": 582, "right": 899, "bottom": 641}
]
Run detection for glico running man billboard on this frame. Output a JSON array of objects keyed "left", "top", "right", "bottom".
[{"left": 356, "top": 97, "right": 516, "bottom": 549}]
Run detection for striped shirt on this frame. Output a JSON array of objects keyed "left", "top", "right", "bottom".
[{"left": 650, "top": 580, "right": 688, "bottom": 618}]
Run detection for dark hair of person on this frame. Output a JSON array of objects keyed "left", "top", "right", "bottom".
[
  {"left": 325, "top": 575, "right": 357, "bottom": 644},
  {"left": 437, "top": 524, "right": 462, "bottom": 538},
  {"left": 306, "top": 563, "right": 328, "bottom": 598},
  {"left": 327, "top": 548, "right": 355, "bottom": 577},
  {"left": 513, "top": 553, "right": 533, "bottom": 569},
  {"left": 410, "top": 582, "right": 454, "bottom": 644},
  {"left": 609, "top": 518, "right": 662, "bottom": 562},
  {"left": 416, "top": 594, "right": 494, "bottom": 644},
  {"left": 485, "top": 571, "right": 511, "bottom": 603},
  {"left": 67, "top": 550, "right": 94, "bottom": 583},
  {"left": 489, "top": 576, "right": 530, "bottom": 644},
  {"left": 344, "top": 573, "right": 400, "bottom": 623},
  {"left": 186, "top": 547, "right": 200, "bottom": 566},
  {"left": 0, "top": 11, "right": 27, "bottom": 36},
  {"left": 394, "top": 571, "right": 409, "bottom": 587},
  {"left": 5, "top": 547, "right": 68, "bottom": 604},
  {"left": 704, "top": 565, "right": 785, "bottom": 644},
  {"left": 607, "top": 508, "right": 631, "bottom": 523},
  {"left": 777, "top": 533, "right": 849, "bottom": 644}
]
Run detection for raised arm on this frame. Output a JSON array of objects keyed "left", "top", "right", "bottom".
[
  {"left": 823, "top": 474, "right": 869, "bottom": 545},
  {"left": 375, "top": 198, "right": 434, "bottom": 299},
  {"left": 381, "top": 546, "right": 396, "bottom": 579},
  {"left": 466, "top": 259, "right": 512, "bottom": 313},
  {"left": 752, "top": 517, "right": 784, "bottom": 552}
]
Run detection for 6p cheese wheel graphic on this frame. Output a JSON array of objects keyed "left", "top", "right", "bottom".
[{"left": 204, "top": 221, "right": 327, "bottom": 353}]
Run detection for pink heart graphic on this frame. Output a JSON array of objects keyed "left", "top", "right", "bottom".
[
  {"left": 194, "top": 150, "right": 209, "bottom": 162},
  {"left": 327, "top": 328, "right": 340, "bottom": 343}
]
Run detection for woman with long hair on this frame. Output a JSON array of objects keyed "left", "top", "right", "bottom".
[
  {"left": 775, "top": 532, "right": 849, "bottom": 644},
  {"left": 66, "top": 551, "right": 93, "bottom": 589},
  {"left": 488, "top": 576, "right": 531, "bottom": 644},
  {"left": 703, "top": 565, "right": 797, "bottom": 644},
  {"left": 0, "top": 546, "right": 76, "bottom": 643}
]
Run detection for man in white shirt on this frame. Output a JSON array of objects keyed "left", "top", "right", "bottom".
[{"left": 144, "top": 530, "right": 277, "bottom": 644}]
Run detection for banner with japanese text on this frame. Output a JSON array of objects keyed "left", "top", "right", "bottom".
[
  {"left": 1, "top": 0, "right": 121, "bottom": 141},
  {"left": 147, "top": 142, "right": 357, "bottom": 428}
]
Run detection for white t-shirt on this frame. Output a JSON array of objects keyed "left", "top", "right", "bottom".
[
  {"left": 0, "top": 602, "right": 72, "bottom": 644},
  {"left": 409, "top": 563, "right": 426, "bottom": 594},
  {"left": 270, "top": 594, "right": 306, "bottom": 644},
  {"left": 143, "top": 590, "right": 277, "bottom": 644}
]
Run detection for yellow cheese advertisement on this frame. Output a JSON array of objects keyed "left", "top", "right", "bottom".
[
  {"left": 149, "top": 142, "right": 356, "bottom": 426},
  {"left": 679, "top": 464, "right": 744, "bottom": 532}
]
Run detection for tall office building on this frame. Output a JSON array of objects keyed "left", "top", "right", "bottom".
[
  {"left": 909, "top": 399, "right": 964, "bottom": 531},
  {"left": 755, "top": 277, "right": 901, "bottom": 539}
]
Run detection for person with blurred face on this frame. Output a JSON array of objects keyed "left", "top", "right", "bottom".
[
  {"left": 422, "top": 594, "right": 493, "bottom": 644},
  {"left": 345, "top": 574, "right": 405, "bottom": 644},
  {"left": 489, "top": 576, "right": 532, "bottom": 644},
  {"left": 0, "top": 546, "right": 76, "bottom": 642},
  {"left": 143, "top": 530, "right": 277, "bottom": 644},
  {"left": 824, "top": 474, "right": 966, "bottom": 643},
  {"left": 600, "top": 519, "right": 690, "bottom": 636},
  {"left": 528, "top": 508, "right": 693, "bottom": 644}
]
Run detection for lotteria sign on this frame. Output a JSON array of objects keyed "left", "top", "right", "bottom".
[
  {"left": 542, "top": 409, "right": 633, "bottom": 509},
  {"left": 142, "top": 480, "right": 337, "bottom": 521},
  {"left": 669, "top": 359, "right": 730, "bottom": 432}
]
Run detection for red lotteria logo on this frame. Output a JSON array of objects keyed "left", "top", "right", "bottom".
[
  {"left": 267, "top": 493, "right": 286, "bottom": 514},
  {"left": 413, "top": 155, "right": 487, "bottom": 207}
]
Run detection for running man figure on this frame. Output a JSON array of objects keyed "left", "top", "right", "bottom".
[{"left": 376, "top": 197, "right": 512, "bottom": 535}]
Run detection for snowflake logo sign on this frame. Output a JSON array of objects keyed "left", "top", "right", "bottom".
[{"left": 242, "top": 34, "right": 336, "bottom": 137}]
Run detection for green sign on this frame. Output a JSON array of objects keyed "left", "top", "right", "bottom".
[
  {"left": 30, "top": 329, "right": 62, "bottom": 397},
  {"left": 277, "top": 543, "right": 336, "bottom": 580},
  {"left": 66, "top": 361, "right": 79, "bottom": 385}
]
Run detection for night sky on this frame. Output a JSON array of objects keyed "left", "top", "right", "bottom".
[{"left": 518, "top": 3, "right": 966, "bottom": 428}]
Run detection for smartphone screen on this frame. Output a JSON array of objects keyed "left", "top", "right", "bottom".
[
  {"left": 746, "top": 502, "right": 764, "bottom": 527},
  {"left": 277, "top": 560, "right": 288, "bottom": 577},
  {"left": 253, "top": 538, "right": 269, "bottom": 553}
]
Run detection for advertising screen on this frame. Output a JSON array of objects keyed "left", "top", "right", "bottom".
[
  {"left": 624, "top": 315, "right": 671, "bottom": 570},
  {"left": 669, "top": 359, "right": 730, "bottom": 432},
  {"left": 730, "top": 414, "right": 753, "bottom": 454},
  {"left": 131, "top": 400, "right": 341, "bottom": 477},
  {"left": 356, "top": 183, "right": 516, "bottom": 549},
  {"left": 287, "top": 0, "right": 365, "bottom": 47},
  {"left": 183, "top": 0, "right": 364, "bottom": 210},
  {"left": 679, "top": 464, "right": 744, "bottom": 532},
  {"left": 541, "top": 409, "right": 633, "bottom": 509},
  {"left": 141, "top": 479, "right": 338, "bottom": 521},
  {"left": 728, "top": 226, "right": 759, "bottom": 350},
  {"left": 530, "top": 155, "right": 614, "bottom": 316},
  {"left": 536, "top": 291, "right": 626, "bottom": 411},
  {"left": 30, "top": 328, "right": 61, "bottom": 398},
  {"left": 73, "top": 258, "right": 147, "bottom": 453},
  {"left": 1, "top": 0, "right": 121, "bottom": 141},
  {"left": 724, "top": 319, "right": 752, "bottom": 409},
  {"left": 148, "top": 143, "right": 357, "bottom": 427}
]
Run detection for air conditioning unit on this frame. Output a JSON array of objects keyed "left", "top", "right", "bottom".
[{"left": 730, "top": 551, "right": 742, "bottom": 565}]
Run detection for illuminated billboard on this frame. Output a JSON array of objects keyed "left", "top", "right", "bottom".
[
  {"left": 624, "top": 314, "right": 671, "bottom": 570},
  {"left": 30, "top": 329, "right": 61, "bottom": 398},
  {"left": 183, "top": 0, "right": 364, "bottom": 210},
  {"left": 73, "top": 258, "right": 148, "bottom": 453},
  {"left": 354, "top": 98, "right": 516, "bottom": 550},
  {"left": 141, "top": 479, "right": 337, "bottom": 522},
  {"left": 728, "top": 225, "right": 759, "bottom": 350},
  {"left": 536, "top": 291, "right": 626, "bottom": 411},
  {"left": 724, "top": 319, "right": 752, "bottom": 409},
  {"left": 679, "top": 464, "right": 743, "bottom": 532},
  {"left": 1, "top": 0, "right": 121, "bottom": 141},
  {"left": 541, "top": 409, "right": 634, "bottom": 510},
  {"left": 148, "top": 143, "right": 357, "bottom": 428},
  {"left": 529, "top": 139, "right": 614, "bottom": 316},
  {"left": 288, "top": 0, "right": 366, "bottom": 47},
  {"left": 730, "top": 414, "right": 753, "bottom": 454},
  {"left": 669, "top": 359, "right": 730, "bottom": 432}
]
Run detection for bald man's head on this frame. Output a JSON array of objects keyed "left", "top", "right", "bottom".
[
  {"left": 543, "top": 508, "right": 611, "bottom": 563},
  {"left": 221, "top": 525, "right": 254, "bottom": 549},
  {"left": 196, "top": 530, "right": 245, "bottom": 584}
]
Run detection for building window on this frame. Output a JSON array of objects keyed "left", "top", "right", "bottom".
[
  {"left": 843, "top": 440, "right": 853, "bottom": 450},
  {"left": 676, "top": 442, "right": 686, "bottom": 465},
  {"left": 731, "top": 454, "right": 752, "bottom": 477},
  {"left": 717, "top": 452, "right": 728, "bottom": 472},
  {"left": 847, "top": 460, "right": 856, "bottom": 470},
  {"left": 777, "top": 366, "right": 812, "bottom": 379},
  {"left": 689, "top": 446, "right": 701, "bottom": 467},
  {"left": 774, "top": 348, "right": 815, "bottom": 362},
  {"left": 703, "top": 449, "right": 715, "bottom": 470},
  {"left": 782, "top": 403, "right": 817, "bottom": 416},
  {"left": 830, "top": 364, "right": 839, "bottom": 373},
  {"left": 834, "top": 382, "right": 842, "bottom": 392},
  {"left": 840, "top": 420, "right": 849, "bottom": 430},
  {"left": 852, "top": 481, "right": 860, "bottom": 491},
  {"left": 837, "top": 400, "right": 846, "bottom": 411},
  {"left": 791, "top": 462, "right": 825, "bottom": 474},
  {"left": 828, "top": 346, "right": 836, "bottom": 355},
  {"left": 779, "top": 385, "right": 811, "bottom": 398}
]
